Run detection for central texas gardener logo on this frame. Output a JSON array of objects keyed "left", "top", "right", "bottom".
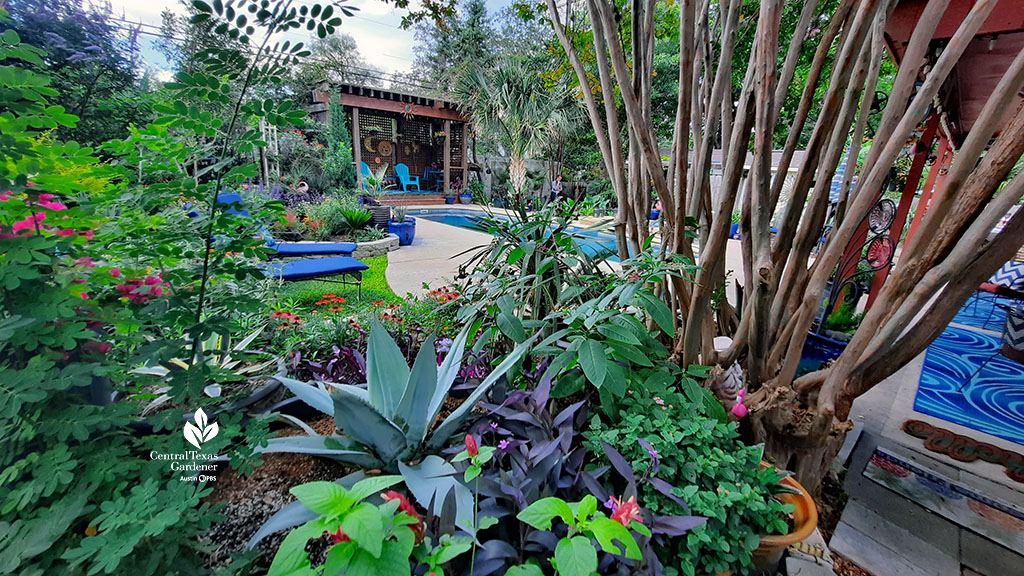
[{"left": 183, "top": 408, "right": 219, "bottom": 449}]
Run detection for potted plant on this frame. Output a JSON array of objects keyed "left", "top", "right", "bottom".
[
  {"left": 388, "top": 205, "right": 416, "bottom": 246},
  {"left": 730, "top": 210, "right": 742, "bottom": 238},
  {"left": 453, "top": 177, "right": 471, "bottom": 204},
  {"left": 751, "top": 464, "right": 819, "bottom": 572},
  {"left": 361, "top": 162, "right": 392, "bottom": 228}
]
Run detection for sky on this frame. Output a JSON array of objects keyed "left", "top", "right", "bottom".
[{"left": 106, "top": 0, "right": 512, "bottom": 79}]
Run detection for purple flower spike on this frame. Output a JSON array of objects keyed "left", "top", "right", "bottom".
[
  {"left": 489, "top": 421, "right": 499, "bottom": 430},
  {"left": 498, "top": 440, "right": 509, "bottom": 449}
]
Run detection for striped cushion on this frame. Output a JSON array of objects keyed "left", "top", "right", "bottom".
[{"left": 989, "top": 261, "right": 1024, "bottom": 290}]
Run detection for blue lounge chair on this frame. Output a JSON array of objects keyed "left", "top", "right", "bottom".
[
  {"left": 361, "top": 162, "right": 371, "bottom": 179},
  {"left": 212, "top": 193, "right": 358, "bottom": 258},
  {"left": 263, "top": 256, "right": 369, "bottom": 298},
  {"left": 393, "top": 163, "right": 420, "bottom": 192}
]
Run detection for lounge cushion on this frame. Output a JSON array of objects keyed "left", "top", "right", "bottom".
[
  {"left": 269, "top": 242, "right": 357, "bottom": 256},
  {"left": 989, "top": 261, "right": 1024, "bottom": 290},
  {"left": 264, "top": 256, "right": 368, "bottom": 281}
]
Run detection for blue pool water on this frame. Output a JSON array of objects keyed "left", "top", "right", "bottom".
[{"left": 415, "top": 210, "right": 622, "bottom": 261}]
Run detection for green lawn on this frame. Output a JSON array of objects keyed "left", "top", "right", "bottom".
[{"left": 275, "top": 254, "right": 401, "bottom": 309}]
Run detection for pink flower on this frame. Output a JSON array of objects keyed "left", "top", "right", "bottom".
[
  {"left": 110, "top": 268, "right": 121, "bottom": 277},
  {"left": 12, "top": 213, "right": 45, "bottom": 232},
  {"left": 143, "top": 276, "right": 161, "bottom": 285},
  {"left": 75, "top": 257, "right": 95, "bottom": 268},
  {"left": 609, "top": 496, "right": 643, "bottom": 526},
  {"left": 79, "top": 230, "right": 94, "bottom": 240},
  {"left": 78, "top": 292, "right": 89, "bottom": 300},
  {"left": 25, "top": 181, "right": 34, "bottom": 187},
  {"left": 38, "top": 193, "right": 53, "bottom": 200},
  {"left": 55, "top": 228, "right": 76, "bottom": 237},
  {"left": 0, "top": 191, "right": 13, "bottom": 201},
  {"left": 37, "top": 200, "right": 67, "bottom": 211},
  {"left": 150, "top": 287, "right": 163, "bottom": 296},
  {"left": 71, "top": 279, "right": 86, "bottom": 284}
]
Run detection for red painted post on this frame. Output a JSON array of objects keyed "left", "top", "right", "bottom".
[
  {"left": 905, "top": 136, "right": 950, "bottom": 246},
  {"left": 866, "top": 115, "right": 939, "bottom": 307}
]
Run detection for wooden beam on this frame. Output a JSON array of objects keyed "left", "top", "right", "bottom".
[
  {"left": 906, "top": 138, "right": 952, "bottom": 245},
  {"left": 352, "top": 107, "right": 362, "bottom": 188},
  {"left": 443, "top": 119, "right": 452, "bottom": 195},
  {"left": 461, "top": 122, "right": 468, "bottom": 189},
  {"left": 336, "top": 93, "right": 468, "bottom": 122}
]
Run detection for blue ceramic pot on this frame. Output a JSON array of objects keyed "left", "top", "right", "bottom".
[
  {"left": 650, "top": 209, "right": 661, "bottom": 220},
  {"left": 389, "top": 217, "right": 416, "bottom": 246}
]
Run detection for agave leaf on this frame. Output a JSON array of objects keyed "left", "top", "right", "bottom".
[
  {"left": 142, "top": 393, "right": 172, "bottom": 416},
  {"left": 276, "top": 413, "right": 319, "bottom": 436},
  {"left": 365, "top": 317, "right": 411, "bottom": 418},
  {"left": 257, "top": 436, "right": 382, "bottom": 468},
  {"left": 132, "top": 366, "right": 170, "bottom": 377},
  {"left": 426, "top": 323, "right": 472, "bottom": 427},
  {"left": 427, "top": 333, "right": 536, "bottom": 450},
  {"left": 394, "top": 334, "right": 438, "bottom": 444},
  {"left": 233, "top": 326, "right": 265, "bottom": 351},
  {"left": 277, "top": 376, "right": 334, "bottom": 416},
  {"left": 331, "top": 386, "right": 407, "bottom": 466},
  {"left": 246, "top": 471, "right": 367, "bottom": 549},
  {"left": 399, "top": 456, "right": 476, "bottom": 533}
]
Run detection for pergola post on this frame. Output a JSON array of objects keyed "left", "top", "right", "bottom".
[
  {"left": 866, "top": 114, "right": 939, "bottom": 306},
  {"left": 352, "top": 107, "right": 362, "bottom": 188},
  {"left": 905, "top": 136, "right": 951, "bottom": 246},
  {"left": 443, "top": 118, "right": 452, "bottom": 195},
  {"left": 461, "top": 122, "right": 469, "bottom": 188}
]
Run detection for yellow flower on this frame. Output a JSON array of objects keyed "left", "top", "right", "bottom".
[{"left": 85, "top": 525, "right": 98, "bottom": 536}]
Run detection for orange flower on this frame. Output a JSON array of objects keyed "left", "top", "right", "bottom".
[
  {"left": 610, "top": 496, "right": 643, "bottom": 526},
  {"left": 372, "top": 300, "right": 386, "bottom": 306}
]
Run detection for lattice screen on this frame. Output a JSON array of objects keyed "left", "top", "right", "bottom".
[
  {"left": 359, "top": 111, "right": 396, "bottom": 172},
  {"left": 450, "top": 122, "right": 465, "bottom": 167}
]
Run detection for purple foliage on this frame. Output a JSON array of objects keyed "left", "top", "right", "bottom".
[{"left": 288, "top": 345, "right": 366, "bottom": 384}]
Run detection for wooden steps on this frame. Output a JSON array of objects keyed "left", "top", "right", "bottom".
[{"left": 380, "top": 194, "right": 448, "bottom": 206}]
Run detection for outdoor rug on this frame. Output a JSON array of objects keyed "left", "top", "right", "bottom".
[
  {"left": 863, "top": 447, "right": 1024, "bottom": 551},
  {"left": 913, "top": 325, "right": 1024, "bottom": 446}
]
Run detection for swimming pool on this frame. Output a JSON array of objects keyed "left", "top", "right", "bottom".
[{"left": 414, "top": 209, "right": 623, "bottom": 262}]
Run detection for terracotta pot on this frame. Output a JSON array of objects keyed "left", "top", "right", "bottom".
[{"left": 750, "top": 468, "right": 818, "bottom": 572}]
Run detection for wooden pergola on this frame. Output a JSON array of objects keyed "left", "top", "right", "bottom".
[
  {"left": 310, "top": 83, "right": 471, "bottom": 196},
  {"left": 839, "top": 0, "right": 1024, "bottom": 308}
]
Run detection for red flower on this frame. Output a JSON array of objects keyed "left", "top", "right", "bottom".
[
  {"left": 329, "top": 306, "right": 344, "bottom": 312},
  {"left": 315, "top": 299, "right": 330, "bottom": 305},
  {"left": 372, "top": 300, "right": 386, "bottom": 306},
  {"left": 465, "top": 434, "right": 479, "bottom": 457},
  {"left": 323, "top": 294, "right": 337, "bottom": 298},
  {"left": 382, "top": 490, "right": 424, "bottom": 543},
  {"left": 326, "top": 526, "right": 350, "bottom": 544},
  {"left": 609, "top": 496, "right": 643, "bottom": 526}
]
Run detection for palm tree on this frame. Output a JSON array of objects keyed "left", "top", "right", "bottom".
[{"left": 452, "top": 58, "right": 577, "bottom": 199}]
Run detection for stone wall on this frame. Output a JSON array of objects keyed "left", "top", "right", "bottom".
[{"left": 351, "top": 234, "right": 399, "bottom": 259}]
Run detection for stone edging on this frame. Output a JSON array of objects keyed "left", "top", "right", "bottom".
[{"left": 352, "top": 234, "right": 400, "bottom": 259}]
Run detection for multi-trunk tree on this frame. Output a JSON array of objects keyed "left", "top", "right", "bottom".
[{"left": 546, "top": 0, "right": 1024, "bottom": 490}]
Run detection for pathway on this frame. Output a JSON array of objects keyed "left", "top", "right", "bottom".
[{"left": 385, "top": 215, "right": 492, "bottom": 297}]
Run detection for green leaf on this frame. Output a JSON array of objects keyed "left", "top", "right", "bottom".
[
  {"left": 517, "top": 497, "right": 574, "bottom": 530},
  {"left": 342, "top": 503, "right": 385, "bottom": 558},
  {"left": 555, "top": 536, "right": 598, "bottom": 576},
  {"left": 635, "top": 292, "right": 675, "bottom": 337},
  {"left": 366, "top": 317, "right": 411, "bottom": 418},
  {"left": 497, "top": 312, "right": 526, "bottom": 343},
  {"left": 607, "top": 341, "right": 653, "bottom": 367},
  {"left": 289, "top": 481, "right": 348, "bottom": 516},
  {"left": 596, "top": 322, "right": 641, "bottom": 345},
  {"left": 577, "top": 495, "right": 598, "bottom": 520},
  {"left": 344, "top": 538, "right": 413, "bottom": 576},
  {"left": 505, "top": 565, "right": 544, "bottom": 576},
  {"left": 577, "top": 338, "right": 607, "bottom": 388},
  {"left": 587, "top": 517, "right": 642, "bottom": 560},
  {"left": 346, "top": 475, "right": 405, "bottom": 507}
]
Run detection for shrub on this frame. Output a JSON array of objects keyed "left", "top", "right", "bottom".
[{"left": 585, "top": 384, "right": 794, "bottom": 576}]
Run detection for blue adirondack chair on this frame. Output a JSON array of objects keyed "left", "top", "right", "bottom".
[
  {"left": 360, "top": 162, "right": 371, "bottom": 179},
  {"left": 393, "top": 163, "right": 421, "bottom": 192}
]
